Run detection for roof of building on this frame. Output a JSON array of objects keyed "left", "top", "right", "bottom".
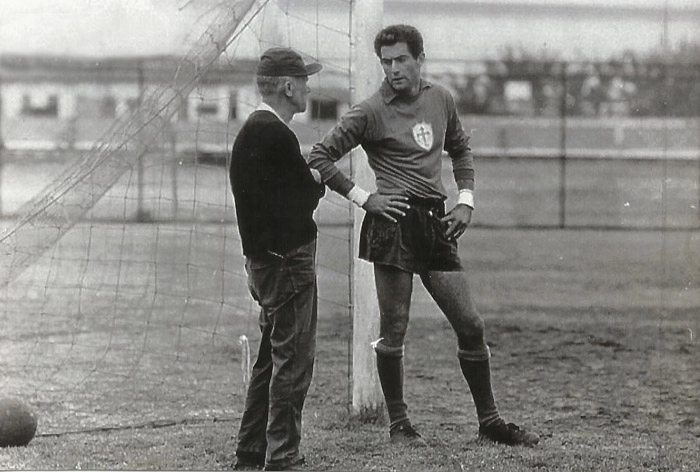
[{"left": 0, "top": 55, "right": 258, "bottom": 85}]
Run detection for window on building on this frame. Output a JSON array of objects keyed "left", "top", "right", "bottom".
[
  {"left": 100, "top": 96, "right": 117, "bottom": 118},
  {"left": 229, "top": 91, "right": 237, "bottom": 120},
  {"left": 76, "top": 95, "right": 118, "bottom": 118},
  {"left": 21, "top": 94, "right": 59, "bottom": 117},
  {"left": 177, "top": 97, "right": 188, "bottom": 121},
  {"left": 177, "top": 102, "right": 188, "bottom": 121},
  {"left": 197, "top": 102, "right": 219, "bottom": 117},
  {"left": 126, "top": 98, "right": 141, "bottom": 113},
  {"left": 310, "top": 98, "right": 337, "bottom": 120}
]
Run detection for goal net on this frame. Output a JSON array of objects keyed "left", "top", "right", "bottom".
[{"left": 0, "top": 0, "right": 358, "bottom": 436}]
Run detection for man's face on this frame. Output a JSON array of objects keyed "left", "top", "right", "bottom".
[
  {"left": 379, "top": 42, "right": 424, "bottom": 95},
  {"left": 289, "top": 75, "right": 310, "bottom": 113}
]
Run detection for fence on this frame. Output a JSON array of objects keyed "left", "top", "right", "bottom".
[
  {"left": 1, "top": 116, "right": 697, "bottom": 231},
  {"left": 0, "top": 58, "right": 699, "bottom": 230},
  {"left": 435, "top": 59, "right": 700, "bottom": 229}
]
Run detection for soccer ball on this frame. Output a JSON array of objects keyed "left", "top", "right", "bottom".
[{"left": 0, "top": 397, "right": 38, "bottom": 447}]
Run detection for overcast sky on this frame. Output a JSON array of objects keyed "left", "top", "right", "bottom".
[
  {"left": 0, "top": 0, "right": 697, "bottom": 57},
  {"left": 0, "top": 0, "right": 214, "bottom": 57}
]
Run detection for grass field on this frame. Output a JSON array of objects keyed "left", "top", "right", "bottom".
[
  {"left": 1, "top": 216, "right": 698, "bottom": 470},
  {"left": 2, "top": 151, "right": 698, "bottom": 229}
]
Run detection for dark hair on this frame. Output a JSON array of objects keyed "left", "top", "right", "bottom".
[{"left": 373, "top": 24, "right": 424, "bottom": 59}]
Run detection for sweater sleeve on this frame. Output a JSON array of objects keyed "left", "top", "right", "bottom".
[
  {"left": 443, "top": 90, "right": 475, "bottom": 191},
  {"left": 308, "top": 104, "right": 370, "bottom": 196}
]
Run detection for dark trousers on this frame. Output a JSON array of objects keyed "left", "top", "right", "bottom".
[{"left": 236, "top": 239, "right": 318, "bottom": 468}]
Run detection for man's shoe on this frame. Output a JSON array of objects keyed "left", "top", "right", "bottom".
[
  {"left": 233, "top": 451, "right": 265, "bottom": 470},
  {"left": 263, "top": 454, "right": 305, "bottom": 471},
  {"left": 478, "top": 419, "right": 540, "bottom": 447},
  {"left": 389, "top": 422, "right": 428, "bottom": 447}
]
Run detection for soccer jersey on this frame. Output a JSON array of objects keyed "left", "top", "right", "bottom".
[{"left": 309, "top": 79, "right": 474, "bottom": 200}]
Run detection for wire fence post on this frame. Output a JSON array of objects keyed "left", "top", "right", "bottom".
[
  {"left": 0, "top": 72, "right": 3, "bottom": 218},
  {"left": 170, "top": 123, "right": 178, "bottom": 221},
  {"left": 558, "top": 61, "right": 568, "bottom": 229},
  {"left": 136, "top": 60, "right": 146, "bottom": 222},
  {"left": 697, "top": 143, "right": 700, "bottom": 228},
  {"left": 696, "top": 93, "right": 700, "bottom": 228}
]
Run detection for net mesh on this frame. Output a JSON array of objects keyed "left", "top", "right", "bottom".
[{"left": 0, "top": 0, "right": 354, "bottom": 435}]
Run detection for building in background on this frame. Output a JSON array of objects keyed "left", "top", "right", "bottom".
[
  {"left": 0, "top": 54, "right": 348, "bottom": 152},
  {"left": 0, "top": 0, "right": 698, "bottom": 153}
]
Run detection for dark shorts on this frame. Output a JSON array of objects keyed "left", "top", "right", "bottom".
[{"left": 359, "top": 198, "right": 464, "bottom": 274}]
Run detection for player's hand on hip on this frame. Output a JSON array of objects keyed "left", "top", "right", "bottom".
[
  {"left": 363, "top": 193, "right": 411, "bottom": 222},
  {"left": 441, "top": 204, "right": 473, "bottom": 240}
]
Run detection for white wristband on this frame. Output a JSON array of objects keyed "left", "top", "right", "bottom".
[
  {"left": 347, "top": 186, "right": 371, "bottom": 208},
  {"left": 457, "top": 189, "right": 474, "bottom": 209}
]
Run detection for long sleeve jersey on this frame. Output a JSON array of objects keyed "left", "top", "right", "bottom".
[
  {"left": 308, "top": 79, "right": 474, "bottom": 200},
  {"left": 229, "top": 110, "right": 323, "bottom": 257}
]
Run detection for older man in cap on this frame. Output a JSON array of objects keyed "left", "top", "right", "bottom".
[{"left": 230, "top": 47, "right": 323, "bottom": 471}]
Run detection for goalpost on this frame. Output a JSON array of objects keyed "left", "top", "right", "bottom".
[
  {"left": 0, "top": 0, "right": 384, "bottom": 436},
  {"left": 349, "top": 0, "right": 385, "bottom": 416}
]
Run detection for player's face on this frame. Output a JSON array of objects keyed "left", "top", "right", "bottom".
[
  {"left": 379, "top": 42, "right": 424, "bottom": 95},
  {"left": 289, "top": 76, "right": 310, "bottom": 113}
]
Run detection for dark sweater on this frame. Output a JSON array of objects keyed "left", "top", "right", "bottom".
[{"left": 229, "top": 110, "right": 323, "bottom": 257}]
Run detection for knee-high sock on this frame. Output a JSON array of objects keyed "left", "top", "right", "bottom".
[
  {"left": 375, "top": 345, "right": 408, "bottom": 429},
  {"left": 458, "top": 347, "right": 500, "bottom": 427}
]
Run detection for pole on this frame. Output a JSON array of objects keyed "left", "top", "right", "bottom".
[
  {"left": 558, "top": 62, "right": 568, "bottom": 229},
  {"left": 0, "top": 71, "right": 4, "bottom": 217},
  {"left": 137, "top": 60, "right": 146, "bottom": 222},
  {"left": 349, "top": 0, "right": 384, "bottom": 417},
  {"left": 170, "top": 125, "right": 178, "bottom": 221}
]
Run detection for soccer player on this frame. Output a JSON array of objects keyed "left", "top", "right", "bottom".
[
  {"left": 230, "top": 47, "right": 324, "bottom": 470},
  {"left": 308, "top": 24, "right": 539, "bottom": 447}
]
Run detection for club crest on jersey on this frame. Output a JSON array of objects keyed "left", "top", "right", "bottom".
[{"left": 412, "top": 122, "right": 433, "bottom": 150}]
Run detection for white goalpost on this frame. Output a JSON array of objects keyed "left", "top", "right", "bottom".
[{"left": 349, "top": 0, "right": 385, "bottom": 416}]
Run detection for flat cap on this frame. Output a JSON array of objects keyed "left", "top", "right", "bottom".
[{"left": 257, "top": 47, "right": 322, "bottom": 77}]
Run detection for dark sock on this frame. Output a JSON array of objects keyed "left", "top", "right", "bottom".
[
  {"left": 376, "top": 351, "right": 408, "bottom": 429},
  {"left": 458, "top": 352, "right": 500, "bottom": 427}
]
